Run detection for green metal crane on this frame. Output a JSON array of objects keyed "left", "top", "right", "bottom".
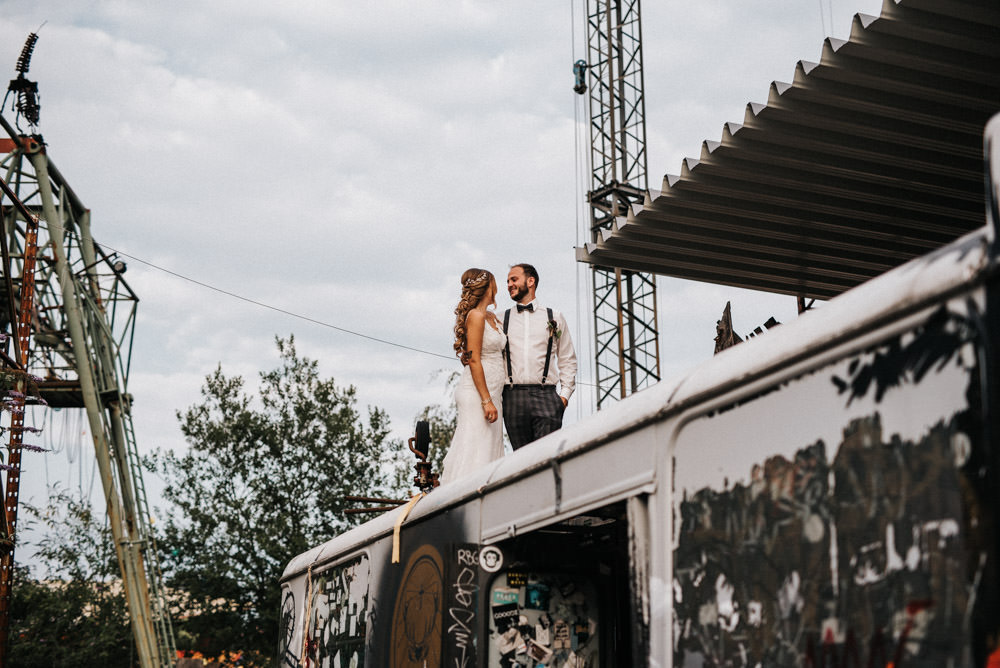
[{"left": 0, "top": 34, "right": 176, "bottom": 668}]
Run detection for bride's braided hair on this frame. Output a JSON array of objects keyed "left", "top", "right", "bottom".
[{"left": 453, "top": 268, "right": 495, "bottom": 365}]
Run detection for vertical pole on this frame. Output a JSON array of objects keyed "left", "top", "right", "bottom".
[{"left": 614, "top": 268, "right": 627, "bottom": 399}]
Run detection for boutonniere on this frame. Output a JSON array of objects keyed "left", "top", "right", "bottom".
[{"left": 547, "top": 319, "right": 561, "bottom": 339}]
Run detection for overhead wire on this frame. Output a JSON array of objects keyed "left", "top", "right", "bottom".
[
  {"left": 91, "top": 245, "right": 455, "bottom": 362},
  {"left": 28, "top": 175, "right": 611, "bottom": 388},
  {"left": 107, "top": 241, "right": 608, "bottom": 387},
  {"left": 22, "top": 215, "right": 456, "bottom": 362},
  {"left": 817, "top": 0, "right": 836, "bottom": 38}
]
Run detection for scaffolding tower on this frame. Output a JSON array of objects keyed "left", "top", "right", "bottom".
[
  {"left": 0, "top": 116, "right": 176, "bottom": 666},
  {"left": 583, "top": 0, "right": 660, "bottom": 408}
]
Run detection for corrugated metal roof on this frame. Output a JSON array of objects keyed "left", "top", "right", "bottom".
[{"left": 576, "top": 0, "right": 1000, "bottom": 300}]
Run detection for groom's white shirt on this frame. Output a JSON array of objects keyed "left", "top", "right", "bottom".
[{"left": 505, "top": 299, "right": 577, "bottom": 401}]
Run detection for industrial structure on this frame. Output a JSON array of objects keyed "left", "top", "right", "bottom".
[
  {"left": 279, "top": 0, "right": 1000, "bottom": 661},
  {"left": 579, "top": 0, "right": 661, "bottom": 408},
  {"left": 577, "top": 0, "right": 999, "bottom": 302},
  {"left": 0, "top": 35, "right": 175, "bottom": 668},
  {"left": 0, "top": 0, "right": 995, "bottom": 663}
]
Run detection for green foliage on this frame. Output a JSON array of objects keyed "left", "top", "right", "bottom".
[
  {"left": 10, "top": 488, "right": 132, "bottom": 668},
  {"left": 150, "top": 336, "right": 408, "bottom": 665}
]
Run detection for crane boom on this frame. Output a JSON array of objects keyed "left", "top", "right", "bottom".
[{"left": 0, "top": 117, "right": 176, "bottom": 666}]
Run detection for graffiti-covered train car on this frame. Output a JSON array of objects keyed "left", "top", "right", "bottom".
[{"left": 278, "top": 119, "right": 1000, "bottom": 667}]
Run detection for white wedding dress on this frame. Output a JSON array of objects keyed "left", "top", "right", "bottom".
[{"left": 440, "top": 322, "right": 507, "bottom": 483}]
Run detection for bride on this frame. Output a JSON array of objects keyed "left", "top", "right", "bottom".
[{"left": 440, "top": 268, "right": 507, "bottom": 483}]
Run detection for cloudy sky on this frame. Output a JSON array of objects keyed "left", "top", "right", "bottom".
[{"left": 3, "top": 0, "right": 883, "bottom": 511}]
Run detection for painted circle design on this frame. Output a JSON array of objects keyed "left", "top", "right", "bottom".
[
  {"left": 479, "top": 545, "right": 503, "bottom": 573},
  {"left": 390, "top": 544, "right": 444, "bottom": 667}
]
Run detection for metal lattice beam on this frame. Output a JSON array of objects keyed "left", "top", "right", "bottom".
[
  {"left": 584, "top": 0, "right": 660, "bottom": 408},
  {"left": 0, "top": 120, "right": 176, "bottom": 667}
]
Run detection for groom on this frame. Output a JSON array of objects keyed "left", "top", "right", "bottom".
[{"left": 501, "top": 263, "right": 577, "bottom": 450}]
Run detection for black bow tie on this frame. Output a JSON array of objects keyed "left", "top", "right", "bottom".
[{"left": 516, "top": 303, "right": 534, "bottom": 313}]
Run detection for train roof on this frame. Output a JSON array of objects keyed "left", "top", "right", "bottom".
[{"left": 282, "top": 213, "right": 997, "bottom": 581}]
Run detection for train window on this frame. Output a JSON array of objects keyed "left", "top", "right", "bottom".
[{"left": 483, "top": 499, "right": 640, "bottom": 667}]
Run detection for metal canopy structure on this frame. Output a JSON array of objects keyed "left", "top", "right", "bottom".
[{"left": 576, "top": 0, "right": 1000, "bottom": 301}]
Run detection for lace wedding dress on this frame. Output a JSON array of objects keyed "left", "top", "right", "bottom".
[{"left": 440, "top": 322, "right": 507, "bottom": 483}]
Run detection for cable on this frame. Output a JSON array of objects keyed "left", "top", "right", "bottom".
[
  {"left": 18, "top": 214, "right": 456, "bottom": 362},
  {"left": 118, "top": 247, "right": 607, "bottom": 389},
  {"left": 103, "top": 247, "right": 456, "bottom": 362},
  {"left": 570, "top": 0, "right": 602, "bottom": 410},
  {"left": 30, "top": 211, "right": 609, "bottom": 386}
]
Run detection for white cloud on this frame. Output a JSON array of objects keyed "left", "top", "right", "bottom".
[{"left": 11, "top": 0, "right": 883, "bottom": 525}]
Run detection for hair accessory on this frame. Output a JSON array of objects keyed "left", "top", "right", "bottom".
[{"left": 463, "top": 271, "right": 488, "bottom": 287}]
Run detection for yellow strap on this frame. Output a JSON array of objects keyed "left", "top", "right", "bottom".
[
  {"left": 392, "top": 493, "right": 425, "bottom": 564},
  {"left": 299, "top": 563, "right": 314, "bottom": 666}
]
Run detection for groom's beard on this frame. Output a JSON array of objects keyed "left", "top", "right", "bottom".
[{"left": 510, "top": 286, "right": 529, "bottom": 302}]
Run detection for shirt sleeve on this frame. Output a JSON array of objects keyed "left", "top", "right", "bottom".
[{"left": 554, "top": 310, "right": 577, "bottom": 400}]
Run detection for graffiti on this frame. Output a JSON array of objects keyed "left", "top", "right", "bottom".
[
  {"left": 831, "top": 305, "right": 976, "bottom": 405},
  {"left": 294, "top": 555, "right": 371, "bottom": 668},
  {"left": 391, "top": 544, "right": 443, "bottom": 667},
  {"left": 446, "top": 545, "right": 480, "bottom": 667},
  {"left": 674, "top": 411, "right": 982, "bottom": 666},
  {"left": 487, "top": 572, "right": 600, "bottom": 666},
  {"left": 279, "top": 589, "right": 297, "bottom": 666},
  {"left": 672, "top": 310, "right": 990, "bottom": 667},
  {"left": 806, "top": 599, "right": 933, "bottom": 668}
]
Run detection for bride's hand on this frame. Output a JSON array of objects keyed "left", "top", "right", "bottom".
[{"left": 482, "top": 399, "right": 498, "bottom": 423}]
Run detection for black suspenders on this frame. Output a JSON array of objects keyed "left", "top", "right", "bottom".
[
  {"left": 542, "top": 307, "right": 554, "bottom": 384},
  {"left": 502, "top": 307, "right": 555, "bottom": 385},
  {"left": 503, "top": 308, "right": 513, "bottom": 384}
]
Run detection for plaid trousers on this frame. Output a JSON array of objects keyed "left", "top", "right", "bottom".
[{"left": 502, "top": 384, "right": 565, "bottom": 450}]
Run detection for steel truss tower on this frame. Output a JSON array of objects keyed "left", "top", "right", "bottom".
[
  {"left": 583, "top": 0, "right": 660, "bottom": 408},
  {"left": 0, "top": 117, "right": 176, "bottom": 666}
]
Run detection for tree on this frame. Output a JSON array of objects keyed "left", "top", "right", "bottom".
[
  {"left": 151, "top": 336, "right": 408, "bottom": 666},
  {"left": 10, "top": 487, "right": 132, "bottom": 668}
]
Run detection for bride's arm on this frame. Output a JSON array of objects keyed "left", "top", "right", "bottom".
[{"left": 466, "top": 310, "right": 498, "bottom": 423}]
